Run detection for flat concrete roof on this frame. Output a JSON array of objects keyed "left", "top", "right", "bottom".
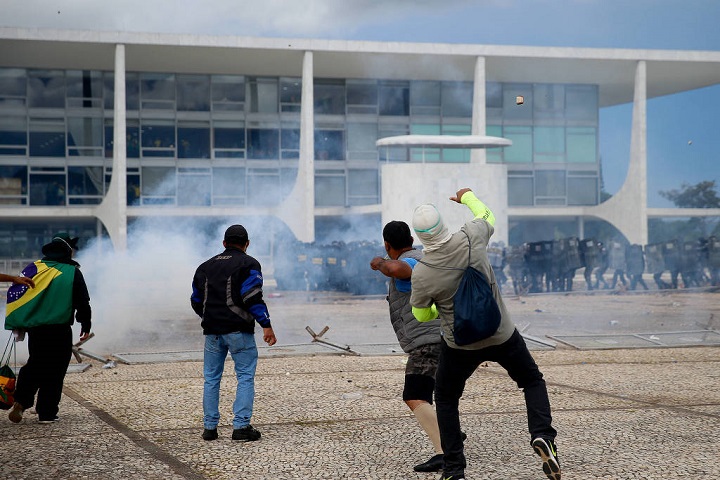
[{"left": 2, "top": 28, "right": 720, "bottom": 107}]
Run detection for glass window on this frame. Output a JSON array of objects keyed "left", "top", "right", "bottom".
[
  {"left": 28, "top": 70, "right": 65, "bottom": 109},
  {"left": 503, "top": 126, "right": 532, "bottom": 163},
  {"left": 315, "top": 174, "right": 345, "bottom": 206},
  {"left": 103, "top": 120, "right": 140, "bottom": 159},
  {"left": 441, "top": 82, "right": 472, "bottom": 117},
  {"left": 103, "top": 72, "right": 114, "bottom": 110},
  {"left": 213, "top": 167, "right": 245, "bottom": 205},
  {"left": 140, "top": 73, "right": 175, "bottom": 109},
  {"left": 315, "top": 129, "right": 345, "bottom": 160},
  {"left": 348, "top": 169, "right": 378, "bottom": 206},
  {"left": 280, "top": 77, "right": 302, "bottom": 112},
  {"left": 68, "top": 116, "right": 103, "bottom": 156},
  {"left": 347, "top": 123, "right": 378, "bottom": 152},
  {"left": 0, "top": 68, "right": 26, "bottom": 99},
  {"left": 0, "top": 116, "right": 27, "bottom": 156},
  {"left": 281, "top": 126, "right": 300, "bottom": 159},
  {"left": 178, "top": 121, "right": 210, "bottom": 159},
  {"left": 533, "top": 84, "right": 564, "bottom": 120},
  {"left": 247, "top": 77, "right": 278, "bottom": 113},
  {"left": 442, "top": 123, "right": 471, "bottom": 163},
  {"left": 486, "top": 82, "right": 503, "bottom": 108},
  {"left": 177, "top": 75, "right": 210, "bottom": 111},
  {"left": 409, "top": 123, "right": 440, "bottom": 162},
  {"left": 177, "top": 170, "right": 211, "bottom": 206},
  {"left": 213, "top": 120, "right": 245, "bottom": 158},
  {"left": 346, "top": 80, "right": 377, "bottom": 114},
  {"left": 126, "top": 73, "right": 140, "bottom": 111},
  {"left": 141, "top": 166, "right": 176, "bottom": 204},
  {"left": 410, "top": 81, "right": 440, "bottom": 116},
  {"left": 533, "top": 126, "right": 565, "bottom": 163},
  {"left": 567, "top": 127, "right": 597, "bottom": 163},
  {"left": 535, "top": 170, "right": 566, "bottom": 197},
  {"left": 378, "top": 124, "right": 409, "bottom": 162},
  {"left": 568, "top": 176, "right": 598, "bottom": 205},
  {"left": 247, "top": 168, "right": 280, "bottom": 206},
  {"left": 508, "top": 176, "right": 533, "bottom": 206},
  {"left": 566, "top": 85, "right": 598, "bottom": 121},
  {"left": 247, "top": 128, "right": 279, "bottom": 159},
  {"left": 486, "top": 124, "right": 503, "bottom": 164},
  {"left": 127, "top": 172, "right": 140, "bottom": 205},
  {"left": 68, "top": 166, "right": 103, "bottom": 204},
  {"left": 66, "top": 70, "right": 103, "bottom": 108},
  {"left": 0, "top": 165, "right": 27, "bottom": 205},
  {"left": 503, "top": 84, "right": 532, "bottom": 120},
  {"left": 379, "top": 83, "right": 409, "bottom": 116},
  {"left": 314, "top": 79, "right": 345, "bottom": 115},
  {"left": 141, "top": 120, "right": 175, "bottom": 157},
  {"left": 29, "top": 117, "right": 65, "bottom": 157},
  {"left": 29, "top": 171, "right": 66, "bottom": 206},
  {"left": 212, "top": 75, "right": 245, "bottom": 111}
]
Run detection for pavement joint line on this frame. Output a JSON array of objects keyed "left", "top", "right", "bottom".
[
  {"left": 479, "top": 367, "right": 720, "bottom": 419},
  {"left": 63, "top": 385, "right": 206, "bottom": 480}
]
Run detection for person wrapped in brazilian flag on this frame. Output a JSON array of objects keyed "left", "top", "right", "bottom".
[{"left": 5, "top": 232, "right": 91, "bottom": 424}]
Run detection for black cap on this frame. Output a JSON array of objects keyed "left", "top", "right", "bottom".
[
  {"left": 41, "top": 232, "right": 79, "bottom": 258},
  {"left": 224, "top": 224, "right": 248, "bottom": 244}
]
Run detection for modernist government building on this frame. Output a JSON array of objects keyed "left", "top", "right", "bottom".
[{"left": 1, "top": 28, "right": 720, "bottom": 268}]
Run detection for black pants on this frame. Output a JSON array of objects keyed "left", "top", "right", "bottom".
[
  {"left": 14, "top": 324, "right": 73, "bottom": 420},
  {"left": 435, "top": 329, "right": 557, "bottom": 477}
]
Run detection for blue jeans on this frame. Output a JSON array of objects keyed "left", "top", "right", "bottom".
[{"left": 203, "top": 332, "right": 258, "bottom": 430}]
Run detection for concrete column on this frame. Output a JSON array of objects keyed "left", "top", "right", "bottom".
[
  {"left": 590, "top": 60, "right": 647, "bottom": 245},
  {"left": 277, "top": 50, "right": 315, "bottom": 242},
  {"left": 471, "top": 56, "right": 487, "bottom": 164},
  {"left": 94, "top": 43, "right": 128, "bottom": 251}
]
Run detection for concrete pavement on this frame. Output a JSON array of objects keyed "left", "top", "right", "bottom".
[{"left": 3, "top": 343, "right": 720, "bottom": 479}]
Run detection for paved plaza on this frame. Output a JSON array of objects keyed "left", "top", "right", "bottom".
[{"left": 3, "top": 288, "right": 720, "bottom": 479}]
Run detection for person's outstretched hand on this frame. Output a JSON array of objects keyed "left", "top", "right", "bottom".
[{"left": 450, "top": 187, "right": 472, "bottom": 203}]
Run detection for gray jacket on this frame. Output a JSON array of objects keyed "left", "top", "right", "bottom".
[
  {"left": 387, "top": 249, "right": 441, "bottom": 352},
  {"left": 411, "top": 218, "right": 515, "bottom": 350}
]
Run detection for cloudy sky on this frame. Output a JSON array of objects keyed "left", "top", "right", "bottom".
[{"left": 2, "top": 0, "right": 719, "bottom": 206}]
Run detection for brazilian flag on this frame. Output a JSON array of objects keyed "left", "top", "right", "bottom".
[{"left": 4, "top": 260, "right": 75, "bottom": 330}]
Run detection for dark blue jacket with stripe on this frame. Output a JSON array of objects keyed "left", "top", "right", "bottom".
[{"left": 191, "top": 246, "right": 271, "bottom": 335}]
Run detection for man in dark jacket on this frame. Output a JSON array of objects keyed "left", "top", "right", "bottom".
[
  {"left": 6, "top": 232, "right": 92, "bottom": 424},
  {"left": 370, "top": 221, "right": 444, "bottom": 473},
  {"left": 191, "top": 224, "right": 277, "bottom": 442}
]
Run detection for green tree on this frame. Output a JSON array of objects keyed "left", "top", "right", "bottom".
[
  {"left": 652, "top": 181, "right": 720, "bottom": 241},
  {"left": 659, "top": 180, "right": 720, "bottom": 208}
]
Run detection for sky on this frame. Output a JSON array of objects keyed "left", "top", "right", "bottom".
[{"left": 2, "top": 0, "right": 719, "bottom": 207}]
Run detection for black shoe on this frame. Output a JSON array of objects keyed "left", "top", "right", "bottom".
[
  {"left": 38, "top": 416, "right": 59, "bottom": 424},
  {"left": 202, "top": 428, "right": 218, "bottom": 441},
  {"left": 232, "top": 424, "right": 261, "bottom": 442},
  {"left": 414, "top": 453, "right": 443, "bottom": 472},
  {"left": 532, "top": 437, "right": 561, "bottom": 480}
]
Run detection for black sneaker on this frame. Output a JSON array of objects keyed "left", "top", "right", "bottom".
[
  {"left": 232, "top": 424, "right": 261, "bottom": 442},
  {"left": 414, "top": 453, "right": 443, "bottom": 472},
  {"left": 202, "top": 428, "right": 218, "bottom": 441},
  {"left": 532, "top": 437, "right": 561, "bottom": 480}
]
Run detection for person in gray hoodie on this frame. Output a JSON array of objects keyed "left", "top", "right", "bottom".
[
  {"left": 370, "top": 220, "right": 444, "bottom": 473},
  {"left": 410, "top": 188, "right": 560, "bottom": 480}
]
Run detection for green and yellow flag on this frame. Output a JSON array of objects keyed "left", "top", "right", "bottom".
[{"left": 4, "top": 260, "right": 75, "bottom": 330}]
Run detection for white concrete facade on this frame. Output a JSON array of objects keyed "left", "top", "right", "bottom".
[{"left": 1, "top": 28, "right": 720, "bottom": 249}]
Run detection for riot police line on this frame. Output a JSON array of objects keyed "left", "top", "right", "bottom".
[
  {"left": 272, "top": 236, "right": 720, "bottom": 295},
  {"left": 273, "top": 240, "right": 389, "bottom": 295},
  {"left": 496, "top": 235, "right": 720, "bottom": 295}
]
